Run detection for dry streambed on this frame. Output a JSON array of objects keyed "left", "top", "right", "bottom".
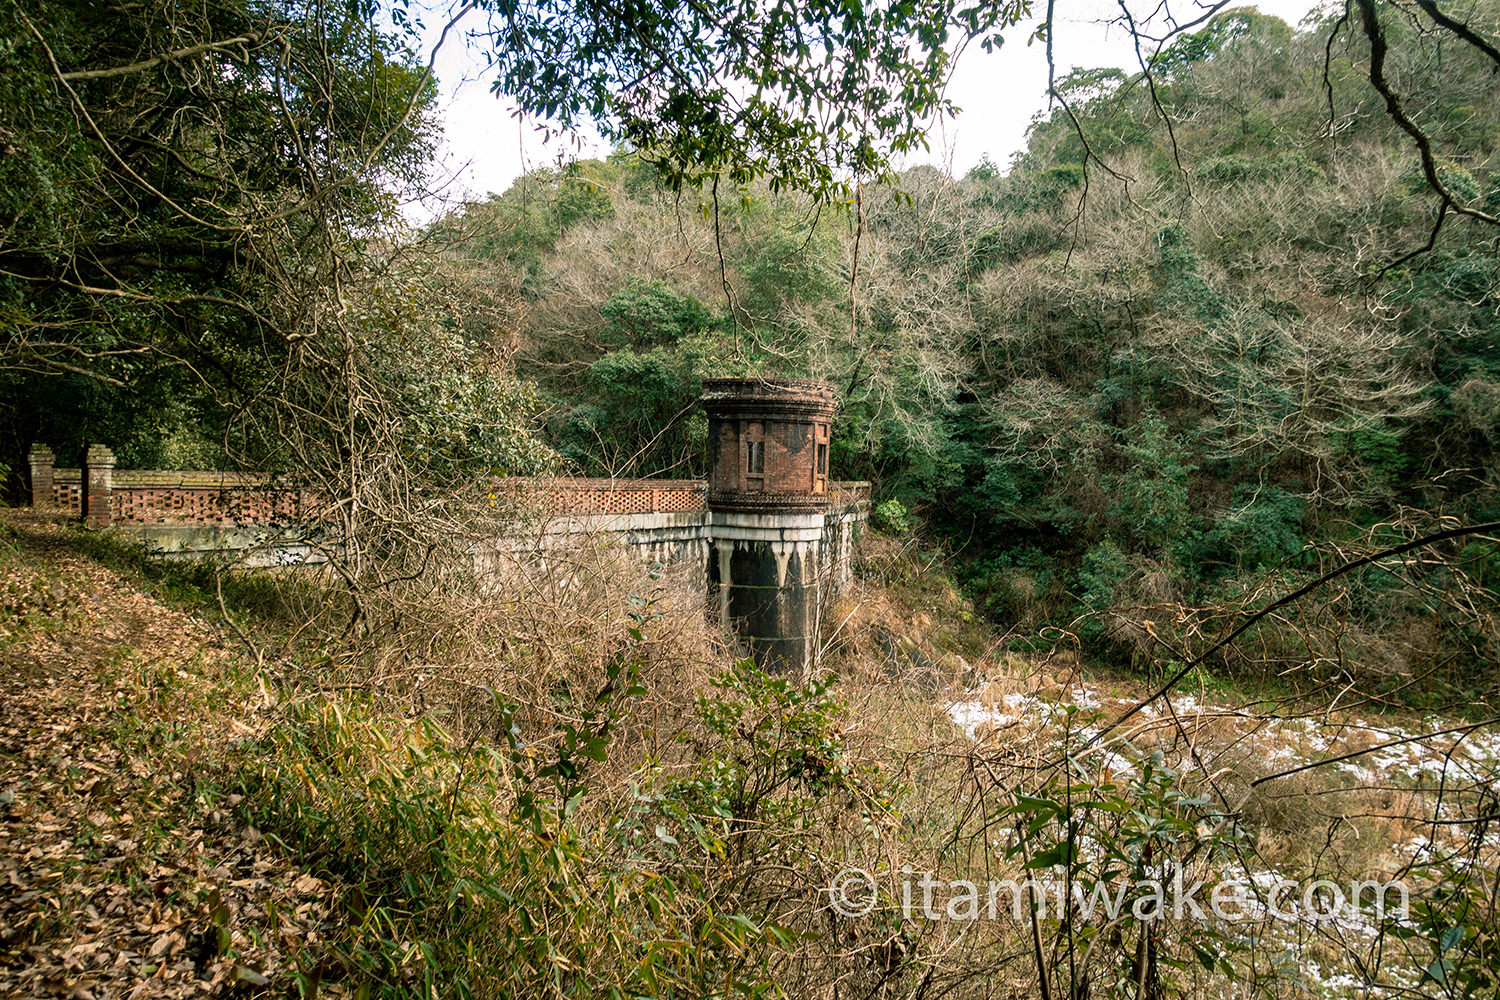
[{"left": 946, "top": 679, "right": 1500, "bottom": 996}]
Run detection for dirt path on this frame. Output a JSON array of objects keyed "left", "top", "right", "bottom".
[{"left": 0, "top": 511, "right": 336, "bottom": 999}]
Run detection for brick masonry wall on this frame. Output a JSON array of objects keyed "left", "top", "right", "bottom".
[
  {"left": 711, "top": 422, "right": 739, "bottom": 493},
  {"left": 83, "top": 445, "right": 116, "bottom": 528},
  {"left": 504, "top": 478, "right": 707, "bottom": 517},
  {"left": 830, "top": 481, "right": 871, "bottom": 506},
  {"left": 51, "top": 469, "right": 84, "bottom": 516},
  {"left": 47, "top": 470, "right": 708, "bottom": 522},
  {"left": 113, "top": 486, "right": 309, "bottom": 525},
  {"left": 764, "top": 419, "right": 813, "bottom": 492},
  {"left": 701, "top": 377, "right": 838, "bottom": 509},
  {"left": 44, "top": 467, "right": 306, "bottom": 525},
  {"left": 31, "top": 449, "right": 866, "bottom": 526}
]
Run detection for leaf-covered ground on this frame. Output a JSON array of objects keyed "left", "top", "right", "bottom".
[{"left": 0, "top": 510, "right": 340, "bottom": 999}]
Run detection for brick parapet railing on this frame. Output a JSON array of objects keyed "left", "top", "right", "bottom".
[
  {"left": 503, "top": 477, "right": 708, "bottom": 517},
  {"left": 44, "top": 463, "right": 309, "bottom": 526},
  {"left": 507, "top": 478, "right": 870, "bottom": 518},
  {"left": 28, "top": 443, "right": 870, "bottom": 527},
  {"left": 830, "top": 481, "right": 872, "bottom": 507},
  {"left": 49, "top": 468, "right": 83, "bottom": 514}
]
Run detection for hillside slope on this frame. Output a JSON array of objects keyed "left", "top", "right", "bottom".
[
  {"left": 3, "top": 511, "right": 1499, "bottom": 997},
  {"left": 0, "top": 511, "right": 342, "bottom": 997}
]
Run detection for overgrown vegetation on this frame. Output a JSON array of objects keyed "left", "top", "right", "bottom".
[
  {"left": 423, "top": 5, "right": 1500, "bottom": 707},
  {"left": 7, "top": 510, "right": 1500, "bottom": 998},
  {"left": 5, "top": 0, "right": 1500, "bottom": 997}
]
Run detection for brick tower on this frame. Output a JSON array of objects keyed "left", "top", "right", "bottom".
[{"left": 702, "top": 377, "right": 838, "bottom": 671}]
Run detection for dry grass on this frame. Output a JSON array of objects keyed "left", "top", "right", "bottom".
[{"left": 7, "top": 506, "right": 1497, "bottom": 998}]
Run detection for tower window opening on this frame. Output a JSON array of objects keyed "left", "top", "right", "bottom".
[{"left": 747, "top": 440, "right": 765, "bottom": 474}]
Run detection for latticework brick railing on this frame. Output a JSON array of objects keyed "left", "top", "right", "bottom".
[
  {"left": 502, "top": 477, "right": 708, "bottom": 517},
  {"left": 513, "top": 478, "right": 872, "bottom": 517},
  {"left": 28, "top": 445, "right": 870, "bottom": 528},
  {"left": 112, "top": 471, "right": 310, "bottom": 525},
  {"left": 48, "top": 468, "right": 310, "bottom": 525},
  {"left": 50, "top": 468, "right": 83, "bottom": 515},
  {"left": 830, "top": 481, "right": 872, "bottom": 506}
]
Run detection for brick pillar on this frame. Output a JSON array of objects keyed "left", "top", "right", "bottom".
[
  {"left": 28, "top": 444, "right": 55, "bottom": 507},
  {"left": 83, "top": 444, "right": 116, "bottom": 528}
]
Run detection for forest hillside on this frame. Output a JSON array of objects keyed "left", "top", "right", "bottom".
[{"left": 429, "top": 6, "right": 1500, "bottom": 697}]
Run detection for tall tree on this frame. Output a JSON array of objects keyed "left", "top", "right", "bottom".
[{"left": 0, "top": 0, "right": 439, "bottom": 470}]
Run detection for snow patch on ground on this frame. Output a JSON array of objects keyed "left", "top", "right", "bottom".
[{"left": 942, "top": 675, "right": 1500, "bottom": 997}]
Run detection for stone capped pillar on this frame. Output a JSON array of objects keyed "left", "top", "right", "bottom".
[
  {"left": 28, "top": 444, "right": 55, "bottom": 508},
  {"left": 83, "top": 444, "right": 116, "bottom": 528},
  {"left": 702, "top": 378, "right": 838, "bottom": 672}
]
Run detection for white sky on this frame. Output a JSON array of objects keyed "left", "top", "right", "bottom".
[{"left": 410, "top": 0, "right": 1321, "bottom": 210}]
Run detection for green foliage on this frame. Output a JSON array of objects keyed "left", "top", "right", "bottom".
[
  {"left": 1390, "top": 855, "right": 1500, "bottom": 997},
  {"left": 961, "top": 545, "right": 1059, "bottom": 627},
  {"left": 1192, "top": 151, "right": 1323, "bottom": 184},
  {"left": 1107, "top": 410, "right": 1196, "bottom": 559},
  {"left": 979, "top": 165, "right": 1085, "bottom": 219},
  {"left": 738, "top": 225, "right": 841, "bottom": 319},
  {"left": 600, "top": 279, "right": 713, "bottom": 349},
  {"left": 1156, "top": 8, "right": 1291, "bottom": 76},
  {"left": 243, "top": 700, "right": 784, "bottom": 998},
  {"left": 238, "top": 598, "right": 789, "bottom": 998},
  {"left": 559, "top": 347, "right": 705, "bottom": 476},
  {"left": 472, "top": 0, "right": 1033, "bottom": 201},
  {"left": 384, "top": 330, "right": 557, "bottom": 477},
  {"left": 555, "top": 166, "right": 615, "bottom": 230},
  {"left": 662, "top": 660, "right": 855, "bottom": 831},
  {"left": 1332, "top": 422, "right": 1409, "bottom": 493},
  {"left": 437, "top": 161, "right": 619, "bottom": 293},
  {"left": 1404, "top": 160, "right": 1483, "bottom": 203},
  {"left": 1001, "top": 750, "right": 1248, "bottom": 995},
  {"left": 977, "top": 459, "right": 1025, "bottom": 515},
  {"left": 1075, "top": 540, "right": 1132, "bottom": 640},
  {"left": 1153, "top": 223, "right": 1226, "bottom": 321},
  {"left": 874, "top": 498, "right": 913, "bottom": 534},
  {"left": 966, "top": 155, "right": 1001, "bottom": 181},
  {"left": 1021, "top": 65, "right": 1154, "bottom": 167},
  {"left": 1429, "top": 253, "right": 1500, "bottom": 305},
  {"left": 1207, "top": 485, "right": 1304, "bottom": 572},
  {"left": 0, "top": 0, "right": 441, "bottom": 484},
  {"left": 969, "top": 217, "right": 1061, "bottom": 269}
]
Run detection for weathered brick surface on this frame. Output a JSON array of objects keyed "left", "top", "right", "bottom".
[
  {"left": 83, "top": 445, "right": 116, "bottom": 528},
  {"left": 45, "top": 466, "right": 306, "bottom": 525},
  {"left": 28, "top": 444, "right": 55, "bottom": 508},
  {"left": 503, "top": 478, "right": 707, "bottom": 517},
  {"left": 29, "top": 444, "right": 866, "bottom": 527},
  {"left": 830, "top": 481, "right": 871, "bottom": 506},
  {"left": 113, "top": 487, "right": 309, "bottom": 525},
  {"left": 702, "top": 377, "right": 838, "bottom": 512},
  {"left": 50, "top": 469, "right": 83, "bottom": 515}
]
